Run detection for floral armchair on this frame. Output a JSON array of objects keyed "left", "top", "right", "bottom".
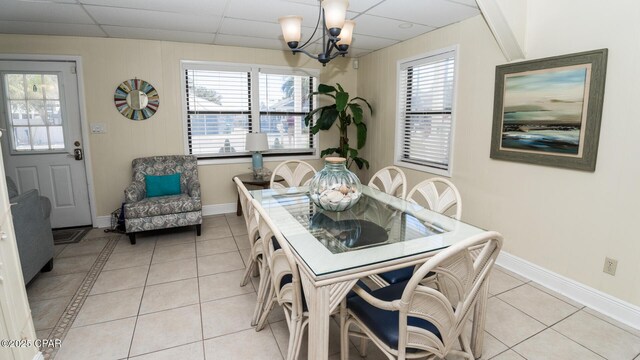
[{"left": 124, "top": 155, "right": 202, "bottom": 244}]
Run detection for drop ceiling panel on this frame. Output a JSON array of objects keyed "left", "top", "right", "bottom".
[
  {"left": 350, "top": 34, "right": 398, "bottom": 50},
  {"left": 214, "top": 34, "right": 290, "bottom": 51},
  {"left": 79, "top": 0, "right": 229, "bottom": 16},
  {"left": 226, "top": 0, "right": 320, "bottom": 28},
  {"left": 446, "top": 0, "right": 478, "bottom": 7},
  {"left": 0, "top": 21, "right": 105, "bottom": 37},
  {"left": 0, "top": 2, "right": 94, "bottom": 24},
  {"left": 103, "top": 26, "right": 215, "bottom": 44},
  {"left": 367, "top": 0, "right": 479, "bottom": 28},
  {"left": 352, "top": 14, "right": 434, "bottom": 41},
  {"left": 348, "top": 48, "right": 373, "bottom": 57},
  {"left": 219, "top": 18, "right": 285, "bottom": 39},
  {"left": 283, "top": 0, "right": 384, "bottom": 13},
  {"left": 84, "top": 5, "right": 221, "bottom": 33}
]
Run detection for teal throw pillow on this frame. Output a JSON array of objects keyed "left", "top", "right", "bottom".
[{"left": 145, "top": 173, "right": 181, "bottom": 197}]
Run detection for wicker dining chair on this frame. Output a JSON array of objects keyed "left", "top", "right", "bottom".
[
  {"left": 341, "top": 231, "right": 503, "bottom": 360},
  {"left": 234, "top": 177, "right": 268, "bottom": 326},
  {"left": 370, "top": 177, "right": 463, "bottom": 288},
  {"left": 252, "top": 198, "right": 309, "bottom": 360},
  {"left": 270, "top": 160, "right": 316, "bottom": 189},
  {"left": 368, "top": 166, "right": 408, "bottom": 199}
]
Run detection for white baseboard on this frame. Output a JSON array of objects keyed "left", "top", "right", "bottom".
[
  {"left": 496, "top": 251, "right": 640, "bottom": 330},
  {"left": 202, "top": 202, "right": 237, "bottom": 216},
  {"left": 94, "top": 215, "right": 111, "bottom": 228},
  {"left": 93, "top": 202, "right": 237, "bottom": 229},
  {"left": 33, "top": 352, "right": 44, "bottom": 360}
]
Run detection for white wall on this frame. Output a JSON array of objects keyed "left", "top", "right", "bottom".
[
  {"left": 358, "top": 1, "right": 640, "bottom": 307},
  {"left": 0, "top": 35, "right": 358, "bottom": 216}
]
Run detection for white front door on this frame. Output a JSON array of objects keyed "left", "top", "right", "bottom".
[{"left": 0, "top": 60, "right": 91, "bottom": 228}]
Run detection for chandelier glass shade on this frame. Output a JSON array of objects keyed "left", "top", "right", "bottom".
[{"left": 278, "top": 0, "right": 354, "bottom": 66}]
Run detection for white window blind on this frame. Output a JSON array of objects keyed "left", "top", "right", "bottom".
[
  {"left": 397, "top": 50, "right": 456, "bottom": 174},
  {"left": 259, "top": 71, "right": 314, "bottom": 152},
  {"left": 185, "top": 67, "right": 252, "bottom": 157},
  {"left": 183, "top": 62, "right": 316, "bottom": 159}
]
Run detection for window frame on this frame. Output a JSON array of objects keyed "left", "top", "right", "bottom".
[
  {"left": 394, "top": 45, "right": 459, "bottom": 177},
  {"left": 180, "top": 60, "right": 320, "bottom": 165},
  {"left": 1, "top": 70, "right": 70, "bottom": 155}
]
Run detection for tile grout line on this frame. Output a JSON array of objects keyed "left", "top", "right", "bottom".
[
  {"left": 126, "top": 237, "right": 157, "bottom": 359},
  {"left": 45, "top": 235, "right": 122, "bottom": 360},
  {"left": 195, "top": 226, "right": 208, "bottom": 360}
]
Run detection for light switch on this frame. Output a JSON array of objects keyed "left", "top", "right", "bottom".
[{"left": 90, "top": 123, "right": 107, "bottom": 134}]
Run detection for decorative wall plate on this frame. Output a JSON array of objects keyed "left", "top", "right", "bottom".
[{"left": 114, "top": 79, "right": 159, "bottom": 120}]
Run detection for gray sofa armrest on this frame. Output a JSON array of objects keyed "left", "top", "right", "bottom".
[
  {"left": 187, "top": 178, "right": 201, "bottom": 198},
  {"left": 125, "top": 181, "right": 146, "bottom": 203},
  {"left": 10, "top": 189, "right": 54, "bottom": 283}
]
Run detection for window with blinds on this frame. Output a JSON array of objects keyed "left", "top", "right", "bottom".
[
  {"left": 259, "top": 72, "right": 314, "bottom": 152},
  {"left": 183, "top": 62, "right": 316, "bottom": 159},
  {"left": 396, "top": 49, "right": 456, "bottom": 175}
]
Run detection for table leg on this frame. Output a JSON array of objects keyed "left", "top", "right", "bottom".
[
  {"left": 236, "top": 192, "right": 242, "bottom": 216},
  {"left": 303, "top": 281, "right": 331, "bottom": 359},
  {"left": 471, "top": 282, "right": 489, "bottom": 359},
  {"left": 300, "top": 273, "right": 358, "bottom": 359}
]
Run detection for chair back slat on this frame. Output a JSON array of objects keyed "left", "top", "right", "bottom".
[
  {"left": 270, "top": 160, "right": 316, "bottom": 189},
  {"left": 252, "top": 199, "right": 306, "bottom": 317},
  {"left": 397, "top": 232, "right": 503, "bottom": 357},
  {"left": 368, "top": 166, "right": 407, "bottom": 199},
  {"left": 407, "top": 177, "right": 462, "bottom": 220}
]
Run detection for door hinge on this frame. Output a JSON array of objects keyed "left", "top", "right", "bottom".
[{"left": 71, "top": 65, "right": 77, "bottom": 74}]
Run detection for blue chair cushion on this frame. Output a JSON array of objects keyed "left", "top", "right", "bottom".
[
  {"left": 347, "top": 280, "right": 442, "bottom": 352},
  {"left": 145, "top": 173, "right": 181, "bottom": 197},
  {"left": 278, "top": 274, "right": 371, "bottom": 313},
  {"left": 379, "top": 267, "right": 414, "bottom": 284}
]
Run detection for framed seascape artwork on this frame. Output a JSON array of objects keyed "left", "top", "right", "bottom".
[{"left": 490, "top": 49, "right": 608, "bottom": 171}]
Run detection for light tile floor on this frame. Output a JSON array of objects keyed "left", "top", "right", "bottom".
[{"left": 26, "top": 214, "right": 640, "bottom": 360}]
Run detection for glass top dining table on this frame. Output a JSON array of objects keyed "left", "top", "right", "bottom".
[
  {"left": 251, "top": 184, "right": 487, "bottom": 278},
  {"left": 250, "top": 184, "right": 492, "bottom": 359}
]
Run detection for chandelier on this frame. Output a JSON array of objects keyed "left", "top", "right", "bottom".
[{"left": 278, "top": 0, "right": 355, "bottom": 66}]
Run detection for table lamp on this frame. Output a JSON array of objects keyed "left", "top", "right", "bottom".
[{"left": 245, "top": 132, "right": 269, "bottom": 174}]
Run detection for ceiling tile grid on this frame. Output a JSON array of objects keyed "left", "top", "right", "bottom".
[{"left": 0, "top": 0, "right": 480, "bottom": 57}]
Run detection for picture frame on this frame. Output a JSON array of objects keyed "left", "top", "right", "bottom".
[
  {"left": 490, "top": 49, "right": 608, "bottom": 171},
  {"left": 114, "top": 78, "right": 159, "bottom": 120}
]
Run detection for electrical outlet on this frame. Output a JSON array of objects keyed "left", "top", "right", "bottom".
[{"left": 603, "top": 257, "right": 618, "bottom": 276}]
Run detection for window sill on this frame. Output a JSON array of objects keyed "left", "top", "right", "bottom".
[
  {"left": 196, "top": 152, "right": 320, "bottom": 166},
  {"left": 394, "top": 159, "right": 452, "bottom": 178}
]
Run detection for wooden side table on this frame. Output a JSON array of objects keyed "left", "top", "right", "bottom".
[{"left": 233, "top": 173, "right": 284, "bottom": 216}]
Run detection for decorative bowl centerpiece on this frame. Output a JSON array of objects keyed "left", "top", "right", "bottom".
[{"left": 309, "top": 157, "right": 362, "bottom": 212}]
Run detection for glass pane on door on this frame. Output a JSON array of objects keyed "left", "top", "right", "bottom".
[{"left": 3, "top": 73, "right": 66, "bottom": 152}]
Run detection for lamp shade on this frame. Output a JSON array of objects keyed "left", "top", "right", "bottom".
[
  {"left": 245, "top": 132, "right": 269, "bottom": 152},
  {"left": 322, "top": 0, "right": 348, "bottom": 30},
  {"left": 336, "top": 20, "right": 354, "bottom": 46},
  {"left": 278, "top": 16, "right": 303, "bottom": 44}
]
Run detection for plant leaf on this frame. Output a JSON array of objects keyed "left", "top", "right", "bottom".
[
  {"left": 336, "top": 83, "right": 344, "bottom": 92},
  {"left": 348, "top": 148, "right": 358, "bottom": 158},
  {"left": 308, "top": 91, "right": 335, "bottom": 99},
  {"left": 318, "top": 84, "right": 336, "bottom": 94},
  {"left": 352, "top": 157, "right": 364, "bottom": 169},
  {"left": 349, "top": 103, "right": 363, "bottom": 124},
  {"left": 356, "top": 122, "right": 367, "bottom": 149},
  {"left": 351, "top": 96, "right": 373, "bottom": 114},
  {"left": 304, "top": 107, "right": 324, "bottom": 126},
  {"left": 335, "top": 91, "right": 349, "bottom": 112},
  {"left": 316, "top": 106, "right": 338, "bottom": 130},
  {"left": 320, "top": 148, "right": 339, "bottom": 157}
]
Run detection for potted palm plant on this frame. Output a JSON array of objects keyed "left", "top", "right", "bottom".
[{"left": 304, "top": 83, "right": 373, "bottom": 169}]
